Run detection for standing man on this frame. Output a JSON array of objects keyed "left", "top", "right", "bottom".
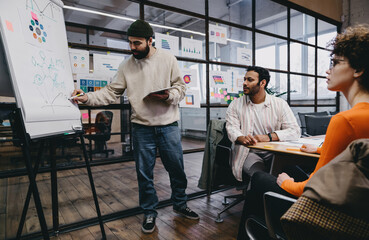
[
  {"left": 72, "top": 19, "right": 199, "bottom": 234},
  {"left": 226, "top": 66, "right": 300, "bottom": 183}
]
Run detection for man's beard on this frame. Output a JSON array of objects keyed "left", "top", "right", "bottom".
[
  {"left": 132, "top": 45, "right": 150, "bottom": 59},
  {"left": 244, "top": 84, "right": 260, "bottom": 96}
]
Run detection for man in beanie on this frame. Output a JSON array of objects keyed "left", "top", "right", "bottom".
[{"left": 72, "top": 19, "right": 199, "bottom": 233}]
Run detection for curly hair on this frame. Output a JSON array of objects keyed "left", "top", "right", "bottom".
[{"left": 329, "top": 24, "right": 369, "bottom": 91}]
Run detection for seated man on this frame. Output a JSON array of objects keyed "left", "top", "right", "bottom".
[{"left": 226, "top": 66, "right": 300, "bottom": 183}]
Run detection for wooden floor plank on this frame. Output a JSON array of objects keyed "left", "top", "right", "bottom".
[{"left": 2, "top": 150, "right": 243, "bottom": 240}]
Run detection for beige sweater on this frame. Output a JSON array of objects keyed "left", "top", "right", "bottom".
[{"left": 86, "top": 49, "right": 185, "bottom": 126}]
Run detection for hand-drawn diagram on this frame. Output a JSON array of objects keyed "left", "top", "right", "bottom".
[
  {"left": 31, "top": 50, "right": 72, "bottom": 113},
  {"left": 25, "top": 0, "right": 61, "bottom": 22}
]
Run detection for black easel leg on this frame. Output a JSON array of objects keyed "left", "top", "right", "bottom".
[
  {"left": 79, "top": 135, "right": 106, "bottom": 239},
  {"left": 50, "top": 140, "right": 59, "bottom": 235},
  {"left": 20, "top": 140, "right": 50, "bottom": 239},
  {"left": 17, "top": 140, "right": 45, "bottom": 239}
]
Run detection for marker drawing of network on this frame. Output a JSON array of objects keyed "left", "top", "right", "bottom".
[{"left": 31, "top": 51, "right": 71, "bottom": 112}]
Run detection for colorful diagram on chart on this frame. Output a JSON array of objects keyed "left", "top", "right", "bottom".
[
  {"left": 161, "top": 39, "right": 170, "bottom": 50},
  {"left": 179, "top": 89, "right": 200, "bottom": 108},
  {"left": 69, "top": 48, "right": 89, "bottom": 74},
  {"left": 79, "top": 78, "right": 108, "bottom": 93},
  {"left": 185, "top": 94, "right": 194, "bottom": 105},
  {"left": 181, "top": 37, "right": 203, "bottom": 59},
  {"left": 212, "top": 75, "right": 225, "bottom": 85},
  {"left": 27, "top": 11, "right": 48, "bottom": 44},
  {"left": 155, "top": 32, "right": 179, "bottom": 56},
  {"left": 209, "top": 24, "right": 227, "bottom": 44},
  {"left": 183, "top": 75, "right": 192, "bottom": 84}
]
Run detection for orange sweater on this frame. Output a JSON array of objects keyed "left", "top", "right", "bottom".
[{"left": 281, "top": 102, "right": 369, "bottom": 197}]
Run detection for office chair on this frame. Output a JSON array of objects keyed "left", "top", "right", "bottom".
[
  {"left": 244, "top": 192, "right": 296, "bottom": 240},
  {"left": 214, "top": 124, "right": 249, "bottom": 223},
  {"left": 84, "top": 111, "right": 114, "bottom": 158},
  {"left": 298, "top": 111, "right": 329, "bottom": 136},
  {"left": 305, "top": 115, "right": 332, "bottom": 136}
]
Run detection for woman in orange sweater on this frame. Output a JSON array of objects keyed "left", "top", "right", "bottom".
[
  {"left": 278, "top": 25, "right": 369, "bottom": 197},
  {"left": 237, "top": 25, "right": 369, "bottom": 239}
]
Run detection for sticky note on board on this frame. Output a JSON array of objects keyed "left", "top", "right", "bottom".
[
  {"left": 227, "top": 95, "right": 230, "bottom": 100},
  {"left": 82, "top": 113, "right": 89, "bottom": 119},
  {"left": 223, "top": 91, "right": 227, "bottom": 95},
  {"left": 5, "top": 20, "right": 13, "bottom": 32},
  {"left": 211, "top": 92, "right": 215, "bottom": 97},
  {"left": 31, "top": 11, "right": 38, "bottom": 21}
]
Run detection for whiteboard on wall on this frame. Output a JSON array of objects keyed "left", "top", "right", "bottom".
[{"left": 0, "top": 0, "right": 82, "bottom": 139}]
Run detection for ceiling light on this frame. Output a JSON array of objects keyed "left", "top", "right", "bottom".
[{"left": 63, "top": 6, "right": 249, "bottom": 45}]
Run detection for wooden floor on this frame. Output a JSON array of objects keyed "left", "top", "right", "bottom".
[{"left": 0, "top": 150, "right": 243, "bottom": 239}]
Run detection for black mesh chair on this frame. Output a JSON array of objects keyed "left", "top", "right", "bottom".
[
  {"left": 298, "top": 111, "right": 329, "bottom": 136},
  {"left": 305, "top": 115, "right": 332, "bottom": 136},
  {"left": 84, "top": 111, "right": 114, "bottom": 158},
  {"left": 244, "top": 192, "right": 296, "bottom": 240}
]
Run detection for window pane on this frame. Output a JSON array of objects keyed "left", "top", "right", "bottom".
[
  {"left": 256, "top": 0, "right": 287, "bottom": 37},
  {"left": 318, "top": 49, "right": 331, "bottom": 76},
  {"left": 144, "top": 6, "right": 206, "bottom": 58},
  {"left": 209, "top": 23, "right": 252, "bottom": 65},
  {"left": 318, "top": 20, "right": 337, "bottom": 48},
  {"left": 180, "top": 108, "right": 207, "bottom": 138},
  {"left": 290, "top": 43, "right": 315, "bottom": 74},
  {"left": 256, "top": 34, "right": 287, "bottom": 71},
  {"left": 209, "top": 0, "right": 252, "bottom": 26},
  {"left": 208, "top": 65, "right": 245, "bottom": 105},
  {"left": 152, "top": 0, "right": 205, "bottom": 15},
  {"left": 290, "top": 75, "right": 315, "bottom": 105},
  {"left": 318, "top": 78, "right": 336, "bottom": 104},
  {"left": 178, "top": 61, "right": 206, "bottom": 103},
  {"left": 268, "top": 72, "right": 288, "bottom": 101},
  {"left": 66, "top": 25, "right": 87, "bottom": 45},
  {"left": 291, "top": 10, "right": 315, "bottom": 44}
]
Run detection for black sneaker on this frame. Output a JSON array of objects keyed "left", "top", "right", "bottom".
[
  {"left": 174, "top": 207, "right": 199, "bottom": 220},
  {"left": 142, "top": 216, "right": 156, "bottom": 233}
]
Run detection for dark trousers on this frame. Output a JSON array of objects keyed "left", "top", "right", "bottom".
[{"left": 237, "top": 170, "right": 307, "bottom": 240}]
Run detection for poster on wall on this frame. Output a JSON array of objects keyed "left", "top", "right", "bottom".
[
  {"left": 181, "top": 68, "right": 198, "bottom": 88},
  {"left": 210, "top": 70, "right": 227, "bottom": 88},
  {"left": 181, "top": 37, "right": 202, "bottom": 59},
  {"left": 76, "top": 73, "right": 109, "bottom": 93},
  {"left": 93, "top": 53, "right": 124, "bottom": 80},
  {"left": 209, "top": 24, "right": 227, "bottom": 44},
  {"left": 226, "top": 69, "right": 244, "bottom": 93},
  {"left": 179, "top": 89, "right": 201, "bottom": 108},
  {"left": 237, "top": 47, "right": 252, "bottom": 65},
  {"left": 69, "top": 48, "right": 89, "bottom": 74},
  {"left": 155, "top": 32, "right": 179, "bottom": 56}
]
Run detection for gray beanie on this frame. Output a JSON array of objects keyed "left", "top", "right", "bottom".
[{"left": 127, "top": 20, "right": 153, "bottom": 38}]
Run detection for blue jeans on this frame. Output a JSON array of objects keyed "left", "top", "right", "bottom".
[{"left": 132, "top": 123, "right": 188, "bottom": 217}]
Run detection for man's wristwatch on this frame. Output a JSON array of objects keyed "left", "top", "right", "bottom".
[{"left": 268, "top": 132, "right": 273, "bottom": 142}]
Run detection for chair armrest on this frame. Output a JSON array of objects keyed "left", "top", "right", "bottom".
[{"left": 264, "top": 191, "right": 297, "bottom": 239}]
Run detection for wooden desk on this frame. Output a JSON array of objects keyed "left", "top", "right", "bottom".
[{"left": 248, "top": 140, "right": 321, "bottom": 176}]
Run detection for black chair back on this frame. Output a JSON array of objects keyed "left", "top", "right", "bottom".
[
  {"left": 305, "top": 115, "right": 332, "bottom": 136},
  {"left": 298, "top": 111, "right": 329, "bottom": 136},
  {"left": 95, "top": 111, "right": 113, "bottom": 141}
]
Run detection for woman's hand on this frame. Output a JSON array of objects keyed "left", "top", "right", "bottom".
[
  {"left": 277, "top": 172, "right": 294, "bottom": 186},
  {"left": 300, "top": 144, "right": 318, "bottom": 153}
]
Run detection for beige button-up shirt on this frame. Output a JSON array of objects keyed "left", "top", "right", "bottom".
[{"left": 226, "top": 93, "right": 300, "bottom": 181}]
